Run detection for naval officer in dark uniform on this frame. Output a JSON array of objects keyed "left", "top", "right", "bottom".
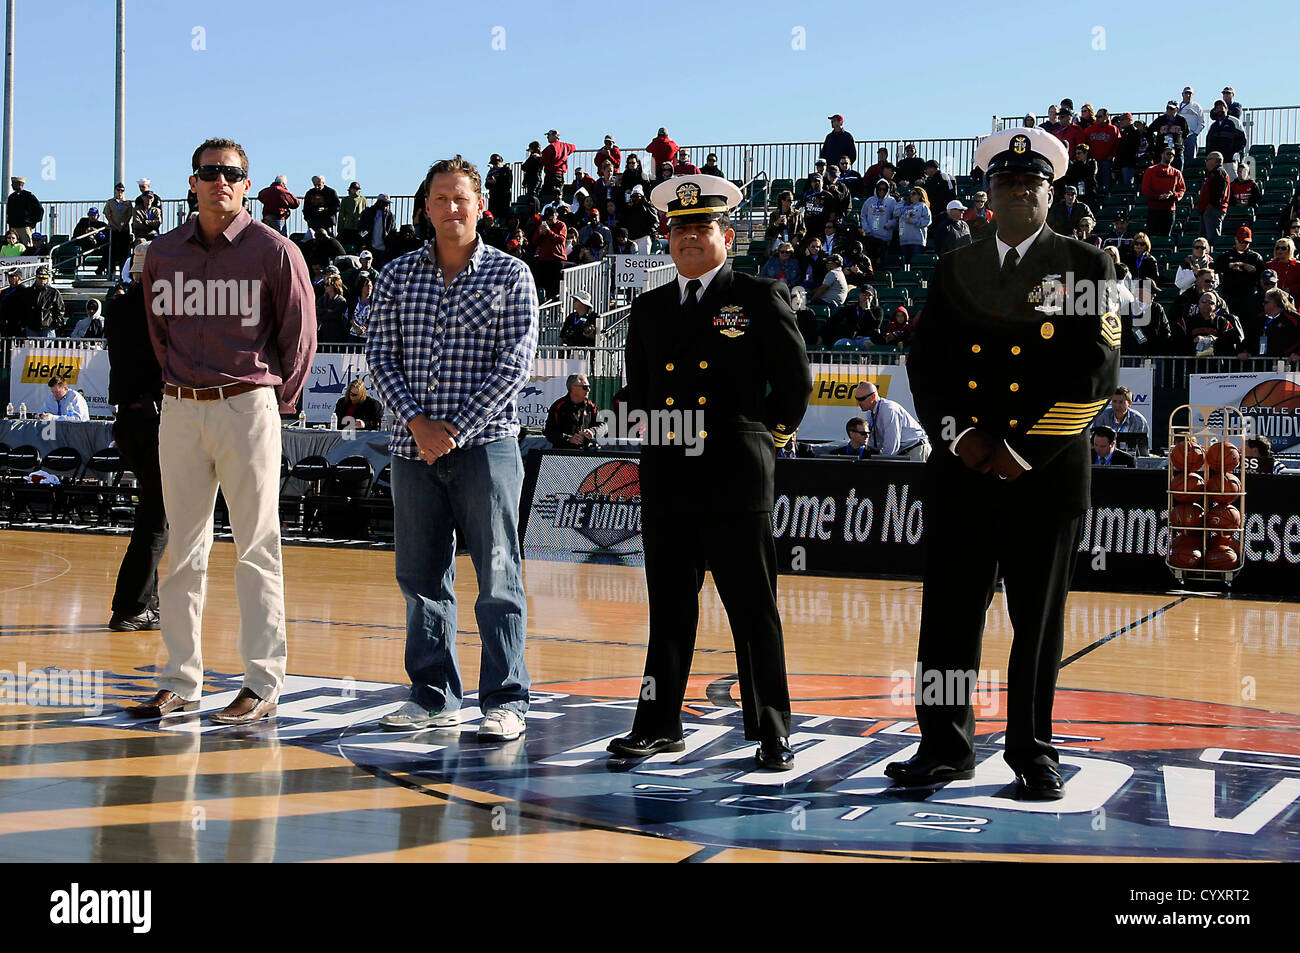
[
  {"left": 608, "top": 174, "right": 812, "bottom": 770},
  {"left": 887, "top": 128, "right": 1121, "bottom": 799}
]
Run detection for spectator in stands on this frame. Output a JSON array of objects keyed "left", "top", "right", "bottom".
[
  {"left": 544, "top": 373, "right": 603, "bottom": 449},
  {"left": 1229, "top": 162, "right": 1261, "bottom": 207},
  {"left": 348, "top": 274, "right": 373, "bottom": 341},
  {"left": 1181, "top": 289, "right": 1240, "bottom": 355},
  {"left": 37, "top": 375, "right": 88, "bottom": 421},
  {"left": 590, "top": 161, "right": 621, "bottom": 211},
  {"left": 1268, "top": 239, "right": 1300, "bottom": 298},
  {"left": 352, "top": 249, "right": 377, "bottom": 290},
  {"left": 1103, "top": 209, "right": 1136, "bottom": 254},
  {"left": 1062, "top": 143, "right": 1098, "bottom": 200},
  {"left": 853, "top": 380, "right": 930, "bottom": 459},
  {"left": 303, "top": 227, "right": 346, "bottom": 272},
  {"left": 593, "top": 135, "right": 622, "bottom": 173},
  {"left": 1047, "top": 184, "right": 1092, "bottom": 235},
  {"left": 789, "top": 284, "right": 819, "bottom": 346},
  {"left": 135, "top": 177, "right": 158, "bottom": 208},
  {"left": 1074, "top": 215, "right": 1101, "bottom": 247},
  {"left": 1261, "top": 288, "right": 1300, "bottom": 361},
  {"left": 558, "top": 289, "right": 600, "bottom": 346},
  {"left": 577, "top": 208, "right": 612, "bottom": 251},
  {"left": 621, "top": 153, "right": 648, "bottom": 195},
  {"left": 895, "top": 144, "right": 926, "bottom": 186},
  {"left": 765, "top": 190, "right": 806, "bottom": 250},
  {"left": 0, "top": 267, "right": 25, "bottom": 336},
  {"left": 1221, "top": 86, "right": 1242, "bottom": 119},
  {"left": 1197, "top": 152, "right": 1231, "bottom": 241},
  {"left": 1150, "top": 102, "right": 1190, "bottom": 169},
  {"left": 27, "top": 232, "right": 49, "bottom": 256},
  {"left": 817, "top": 219, "right": 847, "bottom": 258},
  {"left": 1177, "top": 86, "right": 1205, "bottom": 167},
  {"left": 72, "top": 207, "right": 107, "bottom": 258},
  {"left": 1204, "top": 101, "right": 1247, "bottom": 171},
  {"left": 484, "top": 155, "right": 513, "bottom": 222},
  {"left": 825, "top": 284, "right": 881, "bottom": 346},
  {"left": 521, "top": 141, "right": 544, "bottom": 199},
  {"left": 1090, "top": 426, "right": 1136, "bottom": 467},
  {"left": 0, "top": 229, "right": 24, "bottom": 257},
  {"left": 1122, "top": 278, "right": 1173, "bottom": 354},
  {"left": 798, "top": 174, "right": 834, "bottom": 234},
  {"left": 1054, "top": 104, "right": 1086, "bottom": 151},
  {"left": 317, "top": 274, "right": 350, "bottom": 343},
  {"left": 863, "top": 147, "right": 890, "bottom": 183},
  {"left": 1039, "top": 104, "right": 1061, "bottom": 135},
  {"left": 1175, "top": 239, "right": 1215, "bottom": 291},
  {"left": 809, "top": 254, "right": 849, "bottom": 309},
  {"left": 103, "top": 183, "right": 133, "bottom": 276},
  {"left": 1245, "top": 436, "right": 1287, "bottom": 474},
  {"left": 935, "top": 200, "right": 972, "bottom": 254},
  {"left": 822, "top": 165, "right": 852, "bottom": 218},
  {"left": 898, "top": 187, "right": 931, "bottom": 265},
  {"left": 540, "top": 129, "right": 577, "bottom": 201},
  {"left": 694, "top": 153, "right": 722, "bottom": 179},
  {"left": 303, "top": 175, "right": 340, "bottom": 235},
  {"left": 132, "top": 193, "right": 163, "bottom": 241},
  {"left": 835, "top": 417, "right": 872, "bottom": 458},
  {"left": 761, "top": 241, "right": 801, "bottom": 285},
  {"left": 1215, "top": 226, "right": 1264, "bottom": 319},
  {"left": 622, "top": 186, "right": 658, "bottom": 254},
  {"left": 255, "top": 175, "right": 298, "bottom": 236},
  {"left": 878, "top": 305, "right": 915, "bottom": 349},
  {"left": 333, "top": 379, "right": 382, "bottom": 430},
  {"left": 25, "top": 265, "right": 63, "bottom": 337},
  {"left": 877, "top": 163, "right": 903, "bottom": 198},
  {"left": 653, "top": 160, "right": 676, "bottom": 193},
  {"left": 673, "top": 150, "right": 700, "bottom": 176},
  {"left": 960, "top": 190, "right": 994, "bottom": 241},
  {"left": 338, "top": 182, "right": 367, "bottom": 247},
  {"left": 836, "top": 156, "right": 863, "bottom": 196},
  {"left": 611, "top": 227, "right": 634, "bottom": 255},
  {"left": 359, "top": 193, "right": 395, "bottom": 262},
  {"left": 1085, "top": 108, "right": 1120, "bottom": 194},
  {"left": 840, "top": 239, "right": 873, "bottom": 286},
  {"left": 798, "top": 236, "right": 828, "bottom": 291},
  {"left": 1124, "top": 232, "right": 1162, "bottom": 286},
  {"left": 645, "top": 127, "right": 679, "bottom": 172},
  {"left": 533, "top": 206, "right": 567, "bottom": 300},
  {"left": 821, "top": 114, "right": 857, "bottom": 166},
  {"left": 71, "top": 298, "right": 105, "bottom": 339},
  {"left": 1114, "top": 112, "right": 1141, "bottom": 188},
  {"left": 7, "top": 176, "right": 42, "bottom": 244},
  {"left": 1175, "top": 268, "right": 1220, "bottom": 326},
  {"left": 922, "top": 160, "right": 957, "bottom": 215},
  {"left": 389, "top": 223, "right": 422, "bottom": 259},
  {"left": 1141, "top": 148, "right": 1185, "bottom": 237}
]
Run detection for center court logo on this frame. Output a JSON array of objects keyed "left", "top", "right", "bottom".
[{"left": 68, "top": 671, "right": 1299, "bottom": 860}]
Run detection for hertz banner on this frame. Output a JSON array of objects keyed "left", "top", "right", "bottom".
[
  {"left": 8, "top": 346, "right": 112, "bottom": 417},
  {"left": 521, "top": 452, "right": 1300, "bottom": 595}
]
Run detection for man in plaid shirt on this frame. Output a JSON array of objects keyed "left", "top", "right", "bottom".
[{"left": 365, "top": 157, "right": 539, "bottom": 742}]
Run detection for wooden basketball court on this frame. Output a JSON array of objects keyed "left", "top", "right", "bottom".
[{"left": 0, "top": 528, "right": 1295, "bottom": 862}]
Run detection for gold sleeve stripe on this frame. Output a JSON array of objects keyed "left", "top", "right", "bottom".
[
  {"left": 1026, "top": 422, "right": 1094, "bottom": 435},
  {"left": 771, "top": 431, "right": 792, "bottom": 447},
  {"left": 1044, "top": 400, "right": 1109, "bottom": 410}
]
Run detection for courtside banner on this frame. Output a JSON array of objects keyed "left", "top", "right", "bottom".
[
  {"left": 303, "top": 352, "right": 371, "bottom": 423},
  {"left": 519, "top": 358, "right": 587, "bottom": 430},
  {"left": 1190, "top": 372, "right": 1300, "bottom": 454},
  {"left": 8, "top": 345, "right": 112, "bottom": 417},
  {"left": 520, "top": 453, "right": 1300, "bottom": 596}
]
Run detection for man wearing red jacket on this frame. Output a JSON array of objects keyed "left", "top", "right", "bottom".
[
  {"left": 533, "top": 206, "right": 567, "bottom": 301},
  {"left": 1196, "top": 151, "right": 1231, "bottom": 241},
  {"left": 594, "top": 135, "right": 622, "bottom": 172},
  {"left": 540, "top": 129, "right": 576, "bottom": 202},
  {"left": 1141, "top": 147, "right": 1186, "bottom": 237},
  {"left": 1083, "top": 109, "right": 1120, "bottom": 194},
  {"left": 255, "top": 175, "right": 299, "bottom": 236},
  {"left": 645, "top": 127, "right": 679, "bottom": 171},
  {"left": 1052, "top": 106, "right": 1085, "bottom": 151}
]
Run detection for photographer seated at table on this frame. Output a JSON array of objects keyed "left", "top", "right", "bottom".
[
  {"left": 333, "top": 379, "right": 382, "bottom": 430},
  {"left": 38, "top": 376, "right": 89, "bottom": 422}
]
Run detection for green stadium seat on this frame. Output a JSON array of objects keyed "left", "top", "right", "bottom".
[{"left": 1250, "top": 144, "right": 1277, "bottom": 159}]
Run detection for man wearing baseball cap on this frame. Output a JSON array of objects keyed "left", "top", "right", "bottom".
[
  {"left": 609, "top": 174, "right": 811, "bottom": 771},
  {"left": 6, "top": 175, "right": 43, "bottom": 246},
  {"left": 27, "top": 264, "right": 64, "bottom": 337},
  {"left": 1221, "top": 86, "right": 1242, "bottom": 119},
  {"left": 540, "top": 129, "right": 576, "bottom": 202},
  {"left": 1215, "top": 225, "right": 1265, "bottom": 320},
  {"left": 821, "top": 113, "right": 857, "bottom": 167},
  {"left": 892, "top": 126, "right": 1120, "bottom": 800}
]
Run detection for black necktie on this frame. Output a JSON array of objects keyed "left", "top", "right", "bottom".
[
  {"left": 1001, "top": 247, "right": 1020, "bottom": 283},
  {"left": 684, "top": 278, "right": 701, "bottom": 310}
]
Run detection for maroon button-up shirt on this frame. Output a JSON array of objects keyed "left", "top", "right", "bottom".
[{"left": 143, "top": 208, "right": 317, "bottom": 413}]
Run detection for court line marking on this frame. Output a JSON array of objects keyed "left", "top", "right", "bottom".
[
  {"left": 1059, "top": 595, "right": 1191, "bottom": 668},
  {"left": 0, "top": 543, "right": 72, "bottom": 594}
]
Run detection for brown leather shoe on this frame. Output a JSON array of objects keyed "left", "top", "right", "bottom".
[
  {"left": 211, "top": 687, "right": 277, "bottom": 725},
  {"left": 126, "top": 690, "right": 199, "bottom": 719}
]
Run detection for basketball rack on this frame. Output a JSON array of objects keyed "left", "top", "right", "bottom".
[{"left": 1165, "top": 404, "right": 1248, "bottom": 586}]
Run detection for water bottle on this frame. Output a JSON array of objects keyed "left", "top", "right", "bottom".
[
  {"left": 298, "top": 410, "right": 307, "bottom": 428},
  {"left": 18, "top": 402, "right": 27, "bottom": 420},
  {"left": 329, "top": 412, "right": 338, "bottom": 431},
  {"left": 4, "top": 403, "right": 11, "bottom": 417}
]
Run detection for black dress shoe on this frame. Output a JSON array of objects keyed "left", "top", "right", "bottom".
[
  {"left": 607, "top": 734, "right": 685, "bottom": 757},
  {"left": 884, "top": 754, "right": 975, "bottom": 786},
  {"left": 126, "top": 690, "right": 198, "bottom": 719},
  {"left": 109, "top": 608, "right": 160, "bottom": 632},
  {"left": 1014, "top": 764, "right": 1064, "bottom": 801},
  {"left": 756, "top": 738, "right": 795, "bottom": 771}
]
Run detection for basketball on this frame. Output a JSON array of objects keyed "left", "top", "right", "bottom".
[
  {"left": 1206, "top": 503, "right": 1243, "bottom": 532},
  {"left": 1171, "top": 470, "right": 1205, "bottom": 503},
  {"left": 578, "top": 460, "right": 641, "bottom": 501},
  {"left": 1169, "top": 533, "right": 1204, "bottom": 569},
  {"left": 1205, "top": 470, "right": 1243, "bottom": 503},
  {"left": 1170, "top": 502, "right": 1205, "bottom": 528},
  {"left": 1239, "top": 378, "right": 1300, "bottom": 412},
  {"left": 1206, "top": 441, "right": 1242, "bottom": 474},
  {"left": 1205, "top": 543, "right": 1240, "bottom": 571},
  {"left": 1170, "top": 440, "right": 1205, "bottom": 472}
]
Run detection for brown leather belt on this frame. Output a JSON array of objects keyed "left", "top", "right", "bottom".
[{"left": 164, "top": 382, "right": 263, "bottom": 401}]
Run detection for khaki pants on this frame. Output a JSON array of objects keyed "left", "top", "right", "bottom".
[
  {"left": 12, "top": 226, "right": 32, "bottom": 245},
  {"left": 902, "top": 439, "right": 932, "bottom": 462},
  {"left": 157, "top": 386, "right": 286, "bottom": 702}
]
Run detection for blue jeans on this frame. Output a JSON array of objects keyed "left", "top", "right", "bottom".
[
  {"left": 1119, "top": 166, "right": 1135, "bottom": 188},
  {"left": 1097, "top": 159, "right": 1112, "bottom": 193},
  {"left": 1201, "top": 207, "right": 1225, "bottom": 241},
  {"left": 1184, "top": 136, "right": 1198, "bottom": 167},
  {"left": 390, "top": 441, "right": 529, "bottom": 715}
]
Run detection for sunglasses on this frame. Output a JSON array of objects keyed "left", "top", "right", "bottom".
[
  {"left": 194, "top": 164, "right": 248, "bottom": 183},
  {"left": 576, "top": 383, "right": 590, "bottom": 389}
]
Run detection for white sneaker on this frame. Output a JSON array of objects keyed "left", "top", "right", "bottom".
[
  {"left": 477, "top": 708, "right": 526, "bottom": 741},
  {"left": 380, "top": 700, "right": 463, "bottom": 732}
]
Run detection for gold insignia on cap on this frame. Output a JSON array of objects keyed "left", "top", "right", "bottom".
[
  {"left": 1040, "top": 321, "right": 1055, "bottom": 340},
  {"left": 1012, "top": 135, "right": 1029, "bottom": 155},
  {"left": 1101, "top": 312, "right": 1122, "bottom": 349},
  {"left": 676, "top": 182, "right": 701, "bottom": 207}
]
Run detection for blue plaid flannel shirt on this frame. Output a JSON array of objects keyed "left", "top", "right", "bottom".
[{"left": 365, "top": 238, "right": 539, "bottom": 458}]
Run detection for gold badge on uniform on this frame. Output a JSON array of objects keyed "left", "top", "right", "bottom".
[
  {"left": 714, "top": 304, "right": 749, "bottom": 338},
  {"left": 1040, "top": 321, "right": 1055, "bottom": 340},
  {"left": 1012, "top": 135, "right": 1029, "bottom": 155},
  {"left": 1101, "top": 312, "right": 1122, "bottom": 349},
  {"left": 676, "top": 182, "right": 701, "bottom": 207}
]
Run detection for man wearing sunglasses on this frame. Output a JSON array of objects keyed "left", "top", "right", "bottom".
[
  {"left": 130, "top": 137, "right": 316, "bottom": 725},
  {"left": 543, "top": 374, "right": 604, "bottom": 449}
]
